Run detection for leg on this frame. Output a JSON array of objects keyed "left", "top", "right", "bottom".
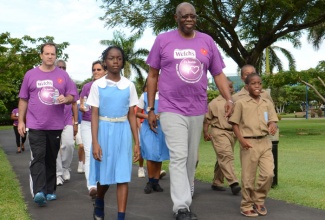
[
  {"left": 60, "top": 125, "right": 74, "bottom": 181},
  {"left": 13, "top": 126, "right": 21, "bottom": 153},
  {"left": 117, "top": 183, "right": 128, "bottom": 212},
  {"left": 45, "top": 130, "right": 62, "bottom": 194},
  {"left": 94, "top": 182, "right": 109, "bottom": 219}
]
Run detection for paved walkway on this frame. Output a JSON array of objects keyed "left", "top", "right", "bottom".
[{"left": 1, "top": 129, "right": 325, "bottom": 219}]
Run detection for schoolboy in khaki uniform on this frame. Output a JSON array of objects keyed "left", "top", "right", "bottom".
[
  {"left": 203, "top": 80, "right": 241, "bottom": 195},
  {"left": 229, "top": 73, "right": 278, "bottom": 217},
  {"left": 232, "top": 65, "right": 273, "bottom": 103}
]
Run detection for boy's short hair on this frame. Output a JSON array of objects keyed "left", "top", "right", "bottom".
[{"left": 245, "top": 73, "right": 260, "bottom": 84}]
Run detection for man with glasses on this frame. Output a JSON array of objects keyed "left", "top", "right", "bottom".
[
  {"left": 18, "top": 43, "right": 78, "bottom": 206},
  {"left": 146, "top": 2, "right": 234, "bottom": 219},
  {"left": 55, "top": 60, "right": 79, "bottom": 186}
]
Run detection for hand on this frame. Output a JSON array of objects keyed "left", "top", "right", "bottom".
[
  {"left": 133, "top": 144, "right": 140, "bottom": 162},
  {"left": 148, "top": 111, "right": 158, "bottom": 133},
  {"left": 18, "top": 122, "right": 26, "bottom": 138},
  {"left": 203, "top": 132, "right": 211, "bottom": 141},
  {"left": 57, "top": 95, "right": 68, "bottom": 104},
  {"left": 268, "top": 122, "right": 277, "bottom": 135},
  {"left": 92, "top": 143, "right": 102, "bottom": 161},
  {"left": 224, "top": 101, "right": 234, "bottom": 118},
  {"left": 239, "top": 139, "right": 253, "bottom": 150}
]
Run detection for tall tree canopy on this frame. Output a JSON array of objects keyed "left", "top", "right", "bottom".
[
  {"left": 0, "top": 32, "right": 69, "bottom": 113},
  {"left": 100, "top": 0, "right": 325, "bottom": 72}
]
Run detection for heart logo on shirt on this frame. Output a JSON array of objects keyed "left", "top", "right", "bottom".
[{"left": 190, "top": 66, "right": 199, "bottom": 74}]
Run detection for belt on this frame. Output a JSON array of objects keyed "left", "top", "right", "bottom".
[
  {"left": 243, "top": 135, "right": 267, "bottom": 139},
  {"left": 99, "top": 116, "right": 127, "bottom": 122},
  {"left": 212, "top": 126, "right": 233, "bottom": 131}
]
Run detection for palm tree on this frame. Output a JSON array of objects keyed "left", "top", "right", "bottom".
[{"left": 100, "top": 31, "right": 149, "bottom": 81}]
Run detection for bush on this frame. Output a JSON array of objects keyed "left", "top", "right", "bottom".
[
  {"left": 277, "top": 114, "right": 282, "bottom": 120},
  {"left": 317, "top": 109, "right": 323, "bottom": 117},
  {"left": 0, "top": 114, "right": 12, "bottom": 126}
]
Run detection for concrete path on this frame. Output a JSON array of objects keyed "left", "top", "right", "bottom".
[{"left": 1, "top": 129, "right": 324, "bottom": 219}]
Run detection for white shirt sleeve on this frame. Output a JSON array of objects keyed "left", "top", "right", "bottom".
[
  {"left": 87, "top": 81, "right": 99, "bottom": 107},
  {"left": 129, "top": 82, "right": 139, "bottom": 107},
  {"left": 137, "top": 93, "right": 145, "bottom": 109}
]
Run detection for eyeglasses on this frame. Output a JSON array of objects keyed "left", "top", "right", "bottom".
[
  {"left": 180, "top": 14, "right": 197, "bottom": 20},
  {"left": 58, "top": 66, "right": 66, "bottom": 70},
  {"left": 92, "top": 68, "right": 103, "bottom": 72}
]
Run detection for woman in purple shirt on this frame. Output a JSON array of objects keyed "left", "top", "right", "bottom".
[{"left": 11, "top": 108, "right": 26, "bottom": 153}]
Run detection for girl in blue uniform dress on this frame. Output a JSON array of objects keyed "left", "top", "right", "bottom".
[
  {"left": 136, "top": 79, "right": 169, "bottom": 194},
  {"left": 87, "top": 46, "right": 140, "bottom": 220}
]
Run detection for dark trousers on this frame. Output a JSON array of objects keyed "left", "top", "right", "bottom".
[
  {"left": 28, "top": 129, "right": 62, "bottom": 196},
  {"left": 13, "top": 126, "right": 26, "bottom": 147}
]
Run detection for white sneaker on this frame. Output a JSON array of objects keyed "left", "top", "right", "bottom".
[
  {"left": 138, "top": 167, "right": 145, "bottom": 178},
  {"left": 57, "top": 176, "right": 64, "bottom": 186},
  {"left": 160, "top": 170, "right": 167, "bottom": 179},
  {"left": 62, "top": 169, "right": 70, "bottom": 181},
  {"left": 77, "top": 161, "right": 85, "bottom": 173}
]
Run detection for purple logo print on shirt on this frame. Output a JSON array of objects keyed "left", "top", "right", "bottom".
[
  {"left": 38, "top": 86, "right": 60, "bottom": 105},
  {"left": 174, "top": 49, "right": 203, "bottom": 83}
]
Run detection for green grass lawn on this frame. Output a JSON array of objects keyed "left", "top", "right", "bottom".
[{"left": 1, "top": 119, "right": 325, "bottom": 219}]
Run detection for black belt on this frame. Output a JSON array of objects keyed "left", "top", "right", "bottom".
[{"left": 243, "top": 135, "right": 267, "bottom": 139}]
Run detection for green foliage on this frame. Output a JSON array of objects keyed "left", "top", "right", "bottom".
[
  {"left": 0, "top": 32, "right": 69, "bottom": 113},
  {"left": 207, "top": 89, "right": 219, "bottom": 103},
  {"left": 99, "top": 0, "right": 325, "bottom": 69}
]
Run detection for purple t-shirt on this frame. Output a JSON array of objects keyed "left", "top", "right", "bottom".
[
  {"left": 80, "top": 81, "right": 93, "bottom": 121},
  {"left": 18, "top": 66, "right": 78, "bottom": 130},
  {"left": 12, "top": 108, "right": 18, "bottom": 126},
  {"left": 146, "top": 30, "right": 225, "bottom": 116}
]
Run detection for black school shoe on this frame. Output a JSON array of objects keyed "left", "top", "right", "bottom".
[
  {"left": 230, "top": 182, "right": 241, "bottom": 195},
  {"left": 152, "top": 183, "right": 164, "bottom": 192},
  {"left": 175, "top": 208, "right": 198, "bottom": 220},
  {"left": 211, "top": 185, "right": 226, "bottom": 191},
  {"left": 144, "top": 182, "right": 153, "bottom": 194}
]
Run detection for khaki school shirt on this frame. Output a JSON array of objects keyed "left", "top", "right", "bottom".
[
  {"left": 232, "top": 87, "right": 273, "bottom": 104},
  {"left": 229, "top": 96, "right": 278, "bottom": 137},
  {"left": 205, "top": 95, "right": 232, "bottom": 130}
]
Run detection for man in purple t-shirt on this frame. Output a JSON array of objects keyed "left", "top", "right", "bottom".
[
  {"left": 18, "top": 43, "right": 77, "bottom": 206},
  {"left": 146, "top": 2, "right": 234, "bottom": 219}
]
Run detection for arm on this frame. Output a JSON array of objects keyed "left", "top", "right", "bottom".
[
  {"left": 128, "top": 106, "right": 140, "bottom": 162},
  {"left": 18, "top": 98, "right": 28, "bottom": 137},
  {"left": 232, "top": 123, "right": 252, "bottom": 150},
  {"left": 10, "top": 112, "right": 18, "bottom": 121},
  {"left": 147, "top": 67, "right": 159, "bottom": 133},
  {"left": 72, "top": 102, "right": 78, "bottom": 136},
  {"left": 91, "top": 106, "right": 102, "bottom": 161},
  {"left": 213, "top": 73, "right": 234, "bottom": 118},
  {"left": 203, "top": 121, "right": 211, "bottom": 141},
  {"left": 268, "top": 121, "right": 277, "bottom": 136}
]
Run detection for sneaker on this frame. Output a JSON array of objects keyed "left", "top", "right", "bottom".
[
  {"left": 253, "top": 204, "right": 267, "bottom": 216},
  {"left": 175, "top": 208, "right": 192, "bottom": 220},
  {"left": 62, "top": 168, "right": 70, "bottom": 181},
  {"left": 77, "top": 161, "right": 85, "bottom": 173},
  {"left": 34, "top": 192, "right": 47, "bottom": 206},
  {"left": 211, "top": 185, "right": 226, "bottom": 191},
  {"left": 144, "top": 182, "right": 153, "bottom": 194},
  {"left": 159, "top": 170, "right": 166, "bottom": 179},
  {"left": 138, "top": 167, "right": 145, "bottom": 178},
  {"left": 56, "top": 175, "right": 64, "bottom": 186},
  {"left": 89, "top": 187, "right": 97, "bottom": 200},
  {"left": 152, "top": 183, "right": 164, "bottom": 192},
  {"left": 240, "top": 209, "right": 259, "bottom": 217},
  {"left": 230, "top": 182, "right": 241, "bottom": 195},
  {"left": 46, "top": 194, "right": 57, "bottom": 201}
]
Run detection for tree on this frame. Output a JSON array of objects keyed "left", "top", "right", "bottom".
[
  {"left": 99, "top": 0, "right": 325, "bottom": 71},
  {"left": 99, "top": 31, "right": 149, "bottom": 81},
  {"left": 0, "top": 32, "right": 69, "bottom": 113}
]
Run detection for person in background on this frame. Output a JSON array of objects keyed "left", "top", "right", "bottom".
[
  {"left": 55, "top": 60, "right": 79, "bottom": 186},
  {"left": 79, "top": 60, "right": 107, "bottom": 199},
  {"left": 11, "top": 107, "right": 26, "bottom": 153},
  {"left": 203, "top": 79, "right": 241, "bottom": 195},
  {"left": 146, "top": 2, "right": 234, "bottom": 219},
  {"left": 136, "top": 78, "right": 169, "bottom": 194},
  {"left": 75, "top": 99, "right": 85, "bottom": 174},
  {"left": 87, "top": 46, "right": 140, "bottom": 220},
  {"left": 135, "top": 105, "right": 146, "bottom": 178},
  {"left": 18, "top": 42, "right": 77, "bottom": 206},
  {"left": 229, "top": 73, "right": 278, "bottom": 217}
]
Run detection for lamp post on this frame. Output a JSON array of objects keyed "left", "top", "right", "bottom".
[{"left": 305, "top": 85, "right": 309, "bottom": 119}]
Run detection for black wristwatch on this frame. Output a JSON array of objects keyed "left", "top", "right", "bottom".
[{"left": 146, "top": 107, "right": 155, "bottom": 112}]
